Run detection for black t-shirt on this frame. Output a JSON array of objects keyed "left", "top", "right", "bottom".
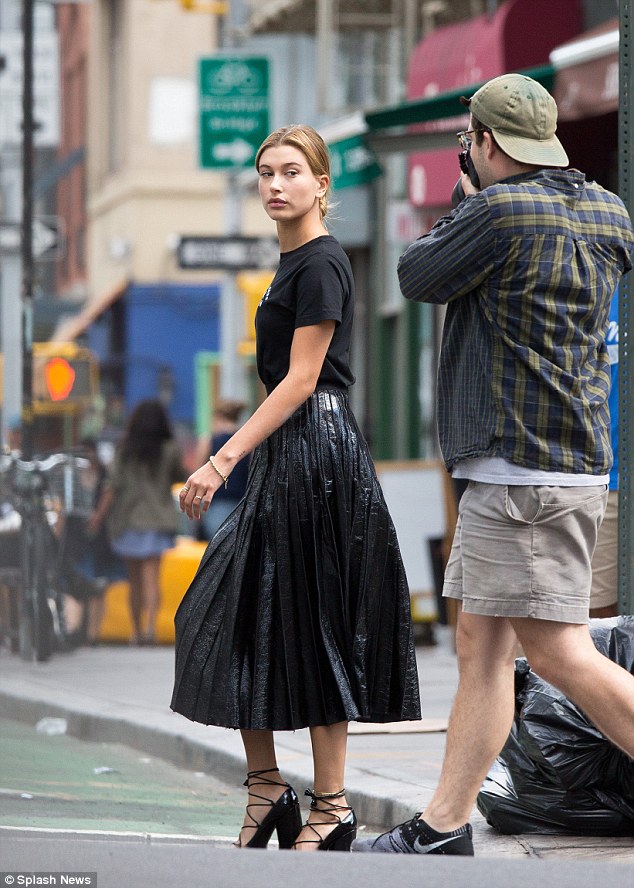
[{"left": 255, "top": 235, "right": 355, "bottom": 393}]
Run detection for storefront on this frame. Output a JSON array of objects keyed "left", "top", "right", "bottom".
[
  {"left": 551, "top": 17, "right": 619, "bottom": 191},
  {"left": 54, "top": 282, "right": 221, "bottom": 430},
  {"left": 358, "top": 0, "right": 583, "bottom": 459}
]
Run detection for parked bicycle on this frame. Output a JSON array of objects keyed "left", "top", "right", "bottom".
[{"left": 0, "top": 452, "right": 91, "bottom": 661}]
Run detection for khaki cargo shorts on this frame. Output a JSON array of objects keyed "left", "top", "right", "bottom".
[
  {"left": 590, "top": 488, "right": 618, "bottom": 609},
  {"left": 444, "top": 481, "right": 608, "bottom": 624}
]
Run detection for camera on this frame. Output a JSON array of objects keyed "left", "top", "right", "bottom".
[{"left": 451, "top": 148, "right": 481, "bottom": 208}]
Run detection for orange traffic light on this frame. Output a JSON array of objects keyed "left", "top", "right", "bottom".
[
  {"left": 45, "top": 357, "right": 76, "bottom": 401},
  {"left": 32, "top": 343, "right": 99, "bottom": 412}
]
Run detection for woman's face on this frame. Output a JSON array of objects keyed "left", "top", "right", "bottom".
[{"left": 257, "top": 144, "right": 327, "bottom": 223}]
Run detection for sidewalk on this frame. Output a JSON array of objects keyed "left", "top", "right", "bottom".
[{"left": 0, "top": 629, "right": 632, "bottom": 863}]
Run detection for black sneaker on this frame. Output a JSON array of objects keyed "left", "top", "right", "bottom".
[{"left": 351, "top": 815, "right": 473, "bottom": 855}]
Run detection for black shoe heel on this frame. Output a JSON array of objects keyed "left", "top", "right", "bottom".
[
  {"left": 276, "top": 800, "right": 303, "bottom": 849},
  {"left": 244, "top": 817, "right": 276, "bottom": 849},
  {"left": 235, "top": 768, "right": 302, "bottom": 849},
  {"left": 319, "top": 815, "right": 357, "bottom": 852},
  {"left": 294, "top": 788, "right": 357, "bottom": 852}
]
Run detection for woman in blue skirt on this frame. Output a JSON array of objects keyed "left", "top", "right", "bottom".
[
  {"left": 171, "top": 125, "right": 420, "bottom": 851},
  {"left": 95, "top": 400, "right": 183, "bottom": 645}
]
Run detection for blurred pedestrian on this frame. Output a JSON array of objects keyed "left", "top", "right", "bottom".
[
  {"left": 93, "top": 400, "right": 183, "bottom": 645},
  {"left": 590, "top": 285, "right": 619, "bottom": 619},
  {"left": 194, "top": 399, "right": 249, "bottom": 541},
  {"left": 58, "top": 437, "right": 115, "bottom": 646},
  {"left": 171, "top": 124, "right": 420, "bottom": 852},
  {"left": 353, "top": 74, "right": 634, "bottom": 856},
  {"left": 79, "top": 437, "right": 124, "bottom": 643}
]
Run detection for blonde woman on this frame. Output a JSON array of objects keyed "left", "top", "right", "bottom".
[{"left": 171, "top": 125, "right": 420, "bottom": 851}]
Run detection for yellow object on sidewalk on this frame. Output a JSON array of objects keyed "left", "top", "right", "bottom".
[{"left": 98, "top": 538, "right": 207, "bottom": 644}]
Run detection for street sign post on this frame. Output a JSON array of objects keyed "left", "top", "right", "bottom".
[
  {"left": 198, "top": 56, "right": 269, "bottom": 169},
  {"left": 177, "top": 235, "right": 278, "bottom": 270}
]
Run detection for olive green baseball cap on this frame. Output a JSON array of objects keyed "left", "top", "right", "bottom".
[{"left": 463, "top": 73, "right": 568, "bottom": 167}]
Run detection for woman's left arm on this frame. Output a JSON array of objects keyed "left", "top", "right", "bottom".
[{"left": 180, "top": 320, "right": 336, "bottom": 519}]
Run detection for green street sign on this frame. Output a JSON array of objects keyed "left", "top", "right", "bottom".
[
  {"left": 329, "top": 134, "right": 382, "bottom": 190},
  {"left": 199, "top": 56, "right": 269, "bottom": 169}
]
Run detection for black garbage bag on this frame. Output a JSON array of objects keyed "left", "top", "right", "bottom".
[{"left": 477, "top": 616, "right": 634, "bottom": 835}]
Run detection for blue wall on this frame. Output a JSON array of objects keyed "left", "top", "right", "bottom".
[{"left": 124, "top": 283, "right": 221, "bottom": 424}]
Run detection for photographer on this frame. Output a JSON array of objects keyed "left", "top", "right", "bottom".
[{"left": 353, "top": 74, "right": 634, "bottom": 856}]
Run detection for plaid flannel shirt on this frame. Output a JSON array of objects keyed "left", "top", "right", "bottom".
[{"left": 398, "top": 169, "right": 634, "bottom": 473}]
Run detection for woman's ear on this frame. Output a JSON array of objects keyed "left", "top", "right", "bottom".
[{"left": 316, "top": 174, "right": 329, "bottom": 196}]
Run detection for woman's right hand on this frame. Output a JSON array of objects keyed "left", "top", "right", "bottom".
[{"left": 179, "top": 461, "right": 225, "bottom": 521}]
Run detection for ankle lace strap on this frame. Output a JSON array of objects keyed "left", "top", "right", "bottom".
[
  {"left": 305, "top": 787, "right": 348, "bottom": 809},
  {"left": 292, "top": 788, "right": 352, "bottom": 848},
  {"left": 243, "top": 767, "right": 283, "bottom": 788}
]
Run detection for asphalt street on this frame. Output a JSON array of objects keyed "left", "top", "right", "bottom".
[{"left": 2, "top": 832, "right": 633, "bottom": 888}]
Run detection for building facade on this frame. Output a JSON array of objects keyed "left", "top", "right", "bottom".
[
  {"left": 247, "top": 0, "right": 621, "bottom": 460},
  {"left": 56, "top": 2, "right": 90, "bottom": 303}
]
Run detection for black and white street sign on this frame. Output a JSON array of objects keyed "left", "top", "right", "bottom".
[
  {"left": 0, "top": 216, "right": 64, "bottom": 259},
  {"left": 32, "top": 217, "right": 62, "bottom": 257},
  {"left": 0, "top": 31, "right": 60, "bottom": 147},
  {"left": 177, "top": 235, "right": 278, "bottom": 270}
]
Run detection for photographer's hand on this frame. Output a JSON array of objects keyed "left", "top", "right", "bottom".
[{"left": 460, "top": 171, "right": 480, "bottom": 197}]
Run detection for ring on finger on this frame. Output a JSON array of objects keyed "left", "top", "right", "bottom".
[
  {"left": 182, "top": 486, "right": 191, "bottom": 492},
  {"left": 193, "top": 495, "right": 203, "bottom": 502}
]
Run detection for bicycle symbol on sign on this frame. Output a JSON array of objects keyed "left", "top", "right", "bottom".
[{"left": 207, "top": 61, "right": 263, "bottom": 96}]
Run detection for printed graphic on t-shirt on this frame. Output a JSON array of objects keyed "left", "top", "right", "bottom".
[{"left": 258, "top": 287, "right": 271, "bottom": 309}]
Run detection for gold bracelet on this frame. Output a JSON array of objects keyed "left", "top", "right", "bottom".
[{"left": 208, "top": 455, "right": 229, "bottom": 489}]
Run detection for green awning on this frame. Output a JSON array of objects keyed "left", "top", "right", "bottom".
[
  {"left": 329, "top": 133, "right": 382, "bottom": 190},
  {"left": 364, "top": 63, "right": 555, "bottom": 132}
]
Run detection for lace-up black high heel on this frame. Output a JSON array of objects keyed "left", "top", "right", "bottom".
[
  {"left": 293, "top": 788, "right": 357, "bottom": 851},
  {"left": 234, "top": 767, "right": 302, "bottom": 849}
]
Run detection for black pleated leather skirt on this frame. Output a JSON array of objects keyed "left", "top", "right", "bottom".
[{"left": 171, "top": 388, "right": 421, "bottom": 731}]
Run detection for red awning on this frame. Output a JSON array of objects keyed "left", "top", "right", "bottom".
[
  {"left": 551, "top": 17, "right": 619, "bottom": 121},
  {"left": 407, "top": 0, "right": 583, "bottom": 208}
]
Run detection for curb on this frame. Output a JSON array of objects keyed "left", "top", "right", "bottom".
[
  {"left": 0, "top": 689, "right": 415, "bottom": 831},
  {"left": 0, "top": 825, "right": 235, "bottom": 845}
]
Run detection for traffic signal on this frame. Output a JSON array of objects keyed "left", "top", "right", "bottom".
[
  {"left": 45, "top": 357, "right": 76, "bottom": 401},
  {"left": 32, "top": 343, "right": 99, "bottom": 412}
]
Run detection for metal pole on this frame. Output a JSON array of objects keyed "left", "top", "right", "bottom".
[
  {"left": 219, "top": 0, "right": 246, "bottom": 400},
  {"left": 220, "top": 171, "right": 246, "bottom": 399},
  {"left": 316, "top": 0, "right": 335, "bottom": 115},
  {"left": 21, "top": 0, "right": 35, "bottom": 459},
  {"left": 0, "top": 1, "right": 24, "bottom": 448},
  {"left": 619, "top": 0, "right": 634, "bottom": 615},
  {"left": 402, "top": 0, "right": 418, "bottom": 70}
]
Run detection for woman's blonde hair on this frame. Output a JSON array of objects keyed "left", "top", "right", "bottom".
[{"left": 255, "top": 124, "right": 331, "bottom": 219}]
